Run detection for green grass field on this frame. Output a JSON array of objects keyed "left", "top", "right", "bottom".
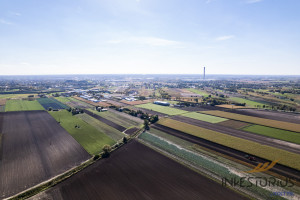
[
  {"left": 201, "top": 110, "right": 300, "bottom": 133},
  {"left": 49, "top": 110, "right": 115, "bottom": 155},
  {"left": 77, "top": 113, "right": 125, "bottom": 141},
  {"left": 5, "top": 99, "right": 44, "bottom": 112},
  {"left": 89, "top": 109, "right": 143, "bottom": 128},
  {"left": 55, "top": 96, "right": 72, "bottom": 103},
  {"left": 180, "top": 112, "right": 228, "bottom": 123},
  {"left": 135, "top": 103, "right": 188, "bottom": 115},
  {"left": 242, "top": 125, "right": 300, "bottom": 145},
  {"left": 229, "top": 97, "right": 266, "bottom": 107},
  {"left": 158, "top": 118, "right": 300, "bottom": 171},
  {"left": 187, "top": 88, "right": 210, "bottom": 97},
  {"left": 0, "top": 93, "right": 38, "bottom": 99}
]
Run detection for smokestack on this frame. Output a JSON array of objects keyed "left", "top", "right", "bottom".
[{"left": 203, "top": 67, "right": 206, "bottom": 80}]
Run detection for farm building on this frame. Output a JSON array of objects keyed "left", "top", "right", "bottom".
[{"left": 154, "top": 101, "right": 170, "bottom": 106}]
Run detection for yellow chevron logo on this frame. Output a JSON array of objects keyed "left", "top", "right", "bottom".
[{"left": 245, "top": 160, "right": 279, "bottom": 173}]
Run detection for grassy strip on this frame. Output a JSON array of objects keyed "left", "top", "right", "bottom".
[
  {"left": 187, "top": 88, "right": 210, "bottom": 97},
  {"left": 158, "top": 118, "right": 300, "bottom": 171},
  {"left": 5, "top": 99, "right": 44, "bottom": 112},
  {"left": 0, "top": 94, "right": 38, "bottom": 99},
  {"left": 77, "top": 113, "right": 125, "bottom": 141},
  {"left": 49, "top": 110, "right": 115, "bottom": 155},
  {"left": 88, "top": 109, "right": 142, "bottom": 128},
  {"left": 243, "top": 125, "right": 300, "bottom": 145},
  {"left": 229, "top": 97, "right": 266, "bottom": 107},
  {"left": 135, "top": 103, "right": 188, "bottom": 115},
  {"left": 201, "top": 110, "right": 300, "bottom": 133},
  {"left": 139, "top": 132, "right": 284, "bottom": 200},
  {"left": 180, "top": 112, "right": 228, "bottom": 123}
]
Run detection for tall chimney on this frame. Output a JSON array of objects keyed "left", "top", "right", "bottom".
[{"left": 203, "top": 67, "right": 206, "bottom": 80}]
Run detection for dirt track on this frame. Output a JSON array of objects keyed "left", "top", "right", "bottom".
[
  {"left": 171, "top": 115, "right": 300, "bottom": 154},
  {"left": 34, "top": 140, "right": 248, "bottom": 200},
  {"left": 152, "top": 124, "right": 300, "bottom": 182},
  {"left": 84, "top": 109, "right": 126, "bottom": 132},
  {"left": 0, "top": 111, "right": 90, "bottom": 199}
]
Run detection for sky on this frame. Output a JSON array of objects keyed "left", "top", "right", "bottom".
[{"left": 0, "top": 0, "right": 300, "bottom": 75}]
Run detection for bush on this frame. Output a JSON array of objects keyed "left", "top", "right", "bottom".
[
  {"left": 102, "top": 144, "right": 112, "bottom": 158},
  {"left": 93, "top": 155, "right": 100, "bottom": 160}
]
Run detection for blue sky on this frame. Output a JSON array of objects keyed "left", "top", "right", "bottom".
[{"left": 0, "top": 0, "right": 300, "bottom": 75}]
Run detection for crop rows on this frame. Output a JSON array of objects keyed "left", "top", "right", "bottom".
[
  {"left": 201, "top": 110, "right": 300, "bottom": 132},
  {"left": 158, "top": 118, "right": 300, "bottom": 170},
  {"left": 135, "top": 103, "right": 188, "bottom": 115}
]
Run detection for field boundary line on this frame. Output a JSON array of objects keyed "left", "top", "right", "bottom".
[{"left": 137, "top": 138, "right": 262, "bottom": 200}]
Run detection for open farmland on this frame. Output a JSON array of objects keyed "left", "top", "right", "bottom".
[
  {"left": 120, "top": 99, "right": 153, "bottom": 105},
  {"left": 242, "top": 125, "right": 300, "bottom": 145},
  {"left": 187, "top": 88, "right": 210, "bottom": 97},
  {"left": 55, "top": 97, "right": 93, "bottom": 108},
  {"left": 180, "top": 112, "right": 228, "bottom": 123},
  {"left": 34, "top": 140, "right": 248, "bottom": 200},
  {"left": 216, "top": 104, "right": 247, "bottom": 109},
  {"left": 225, "top": 108, "right": 300, "bottom": 124},
  {"left": 77, "top": 113, "right": 125, "bottom": 141},
  {"left": 88, "top": 109, "right": 142, "bottom": 128},
  {"left": 229, "top": 97, "right": 266, "bottom": 107},
  {"left": 158, "top": 118, "right": 300, "bottom": 171},
  {"left": 5, "top": 99, "right": 44, "bottom": 112},
  {"left": 0, "top": 99, "right": 6, "bottom": 106},
  {"left": 37, "top": 97, "right": 69, "bottom": 110},
  {"left": 84, "top": 110, "right": 127, "bottom": 132},
  {"left": 135, "top": 103, "right": 188, "bottom": 115},
  {"left": 217, "top": 120, "right": 250, "bottom": 129},
  {"left": 0, "top": 93, "right": 38, "bottom": 99},
  {"left": 49, "top": 110, "right": 115, "bottom": 155},
  {"left": 201, "top": 110, "right": 300, "bottom": 133},
  {"left": 0, "top": 111, "right": 90, "bottom": 199}
]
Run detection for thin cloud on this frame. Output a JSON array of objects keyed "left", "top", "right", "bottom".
[
  {"left": 131, "top": 37, "right": 181, "bottom": 46},
  {"left": 246, "top": 0, "right": 263, "bottom": 4},
  {"left": 215, "top": 35, "right": 235, "bottom": 41},
  {"left": 10, "top": 11, "right": 21, "bottom": 16},
  {"left": 0, "top": 19, "right": 12, "bottom": 25},
  {"left": 107, "top": 37, "right": 182, "bottom": 47}
]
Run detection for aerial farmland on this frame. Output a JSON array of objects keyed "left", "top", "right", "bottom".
[{"left": 1, "top": 75, "right": 300, "bottom": 200}]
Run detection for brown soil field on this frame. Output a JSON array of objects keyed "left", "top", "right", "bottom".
[
  {"left": 120, "top": 99, "right": 153, "bottom": 105},
  {"left": 225, "top": 109, "right": 300, "bottom": 124},
  {"left": 0, "top": 99, "right": 6, "bottom": 106},
  {"left": 216, "top": 104, "right": 248, "bottom": 109},
  {"left": 0, "top": 111, "right": 90, "bottom": 199},
  {"left": 84, "top": 109, "right": 127, "bottom": 132},
  {"left": 124, "top": 127, "right": 139, "bottom": 135},
  {"left": 201, "top": 110, "right": 300, "bottom": 133},
  {"left": 73, "top": 96, "right": 99, "bottom": 106},
  {"left": 66, "top": 101, "right": 92, "bottom": 109},
  {"left": 34, "top": 140, "right": 248, "bottom": 200},
  {"left": 97, "top": 101, "right": 110, "bottom": 107},
  {"left": 217, "top": 120, "right": 250, "bottom": 129},
  {"left": 170, "top": 115, "right": 300, "bottom": 154},
  {"left": 152, "top": 124, "right": 300, "bottom": 182}
]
